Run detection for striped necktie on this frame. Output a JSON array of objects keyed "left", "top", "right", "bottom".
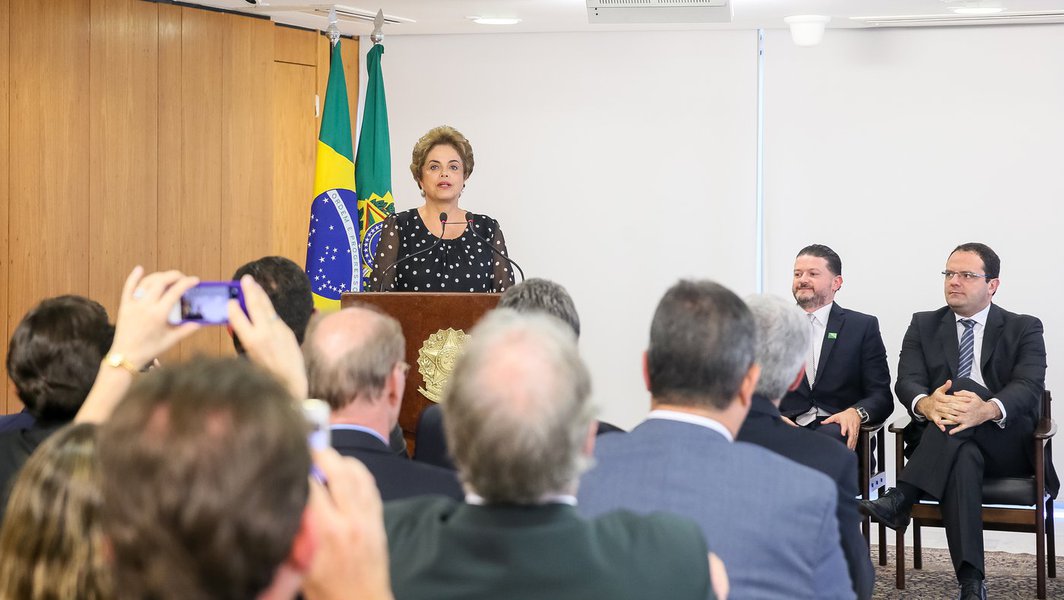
[{"left": 957, "top": 318, "right": 976, "bottom": 379}]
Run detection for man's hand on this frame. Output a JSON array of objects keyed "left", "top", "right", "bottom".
[
  {"left": 946, "top": 390, "right": 999, "bottom": 434},
  {"left": 915, "top": 380, "right": 954, "bottom": 432},
  {"left": 227, "top": 275, "right": 308, "bottom": 400},
  {"left": 779, "top": 415, "right": 799, "bottom": 428},
  {"left": 822, "top": 407, "right": 861, "bottom": 450},
  {"left": 303, "top": 449, "right": 394, "bottom": 600}
]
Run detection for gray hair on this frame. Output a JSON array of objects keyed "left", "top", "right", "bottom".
[
  {"left": 498, "top": 278, "right": 580, "bottom": 337},
  {"left": 647, "top": 280, "right": 756, "bottom": 410},
  {"left": 746, "top": 294, "right": 810, "bottom": 401},
  {"left": 303, "top": 303, "right": 405, "bottom": 410},
  {"left": 443, "top": 310, "right": 594, "bottom": 503}
]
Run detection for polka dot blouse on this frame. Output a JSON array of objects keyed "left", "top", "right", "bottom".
[{"left": 371, "top": 208, "right": 515, "bottom": 293}]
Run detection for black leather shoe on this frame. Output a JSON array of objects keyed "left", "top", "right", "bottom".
[
  {"left": 957, "top": 580, "right": 987, "bottom": 600},
  {"left": 858, "top": 487, "right": 911, "bottom": 530}
]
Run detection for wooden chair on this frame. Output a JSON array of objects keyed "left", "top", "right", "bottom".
[
  {"left": 858, "top": 421, "right": 888, "bottom": 565},
  {"left": 888, "top": 390, "right": 1057, "bottom": 598}
]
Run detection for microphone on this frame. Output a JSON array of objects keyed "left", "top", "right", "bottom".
[
  {"left": 376, "top": 212, "right": 448, "bottom": 292},
  {"left": 464, "top": 214, "right": 525, "bottom": 283}
]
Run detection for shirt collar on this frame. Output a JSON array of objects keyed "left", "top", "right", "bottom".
[
  {"left": 646, "top": 409, "right": 734, "bottom": 442},
  {"left": 955, "top": 303, "right": 991, "bottom": 328},
  {"left": 808, "top": 301, "right": 834, "bottom": 326},
  {"left": 464, "top": 492, "right": 578, "bottom": 506},
  {"left": 329, "top": 423, "right": 389, "bottom": 446}
]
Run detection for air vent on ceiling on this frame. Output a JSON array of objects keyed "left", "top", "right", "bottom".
[
  {"left": 587, "top": 0, "right": 732, "bottom": 24},
  {"left": 851, "top": 10, "right": 1064, "bottom": 28}
]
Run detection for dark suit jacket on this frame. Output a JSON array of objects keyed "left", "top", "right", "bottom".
[
  {"left": 780, "top": 303, "right": 893, "bottom": 424},
  {"left": 0, "top": 422, "right": 65, "bottom": 523},
  {"left": 738, "top": 394, "right": 873, "bottom": 599},
  {"left": 895, "top": 304, "right": 1055, "bottom": 494},
  {"left": 330, "top": 428, "right": 463, "bottom": 502},
  {"left": 384, "top": 496, "right": 713, "bottom": 600}
]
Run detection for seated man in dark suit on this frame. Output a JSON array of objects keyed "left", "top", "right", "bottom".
[
  {"left": 861, "top": 242, "right": 1053, "bottom": 600},
  {"left": 385, "top": 310, "right": 727, "bottom": 600},
  {"left": 738, "top": 295, "right": 873, "bottom": 600},
  {"left": 0, "top": 295, "right": 114, "bottom": 519},
  {"left": 782, "top": 244, "right": 893, "bottom": 449},
  {"left": 302, "top": 302, "right": 462, "bottom": 501}
]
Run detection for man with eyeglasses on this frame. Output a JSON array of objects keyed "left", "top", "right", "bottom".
[{"left": 861, "top": 242, "right": 1055, "bottom": 600}]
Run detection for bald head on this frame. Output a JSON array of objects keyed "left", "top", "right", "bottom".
[
  {"left": 444, "top": 310, "right": 593, "bottom": 503},
  {"left": 303, "top": 303, "right": 404, "bottom": 410}
]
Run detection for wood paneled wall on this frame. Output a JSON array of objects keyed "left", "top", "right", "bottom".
[{"left": 0, "top": 0, "right": 360, "bottom": 412}]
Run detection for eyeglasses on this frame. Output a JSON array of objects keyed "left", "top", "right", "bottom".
[{"left": 942, "top": 270, "right": 992, "bottom": 282}]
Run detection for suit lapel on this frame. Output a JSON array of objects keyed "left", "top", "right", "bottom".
[
  {"left": 813, "top": 303, "right": 845, "bottom": 386},
  {"left": 981, "top": 304, "right": 1004, "bottom": 376},
  {"left": 936, "top": 309, "right": 960, "bottom": 378}
]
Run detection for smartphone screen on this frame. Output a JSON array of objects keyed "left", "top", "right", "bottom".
[{"left": 167, "top": 281, "right": 245, "bottom": 325}]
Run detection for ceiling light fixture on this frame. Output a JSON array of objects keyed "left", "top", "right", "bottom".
[
  {"left": 470, "top": 16, "right": 522, "bottom": 26},
  {"left": 784, "top": 15, "right": 831, "bottom": 47}
]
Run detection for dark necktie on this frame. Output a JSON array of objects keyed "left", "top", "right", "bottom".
[{"left": 957, "top": 318, "right": 976, "bottom": 379}]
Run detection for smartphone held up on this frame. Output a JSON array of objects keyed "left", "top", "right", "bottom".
[{"left": 167, "top": 281, "right": 247, "bottom": 325}]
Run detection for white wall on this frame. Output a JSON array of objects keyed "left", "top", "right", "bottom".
[
  {"left": 377, "top": 31, "right": 759, "bottom": 428},
  {"left": 367, "top": 24, "right": 1064, "bottom": 432},
  {"left": 762, "top": 25, "right": 1064, "bottom": 473}
]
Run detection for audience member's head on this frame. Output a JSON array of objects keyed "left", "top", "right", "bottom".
[
  {"left": 647, "top": 280, "right": 757, "bottom": 411},
  {"left": 7, "top": 296, "right": 114, "bottom": 423},
  {"left": 97, "top": 358, "right": 310, "bottom": 600},
  {"left": 231, "top": 256, "right": 314, "bottom": 354},
  {"left": 498, "top": 278, "right": 580, "bottom": 337},
  {"left": 444, "top": 310, "right": 593, "bottom": 503},
  {"left": 0, "top": 422, "right": 109, "bottom": 600},
  {"left": 303, "top": 304, "right": 406, "bottom": 428},
  {"left": 746, "top": 294, "right": 810, "bottom": 402}
]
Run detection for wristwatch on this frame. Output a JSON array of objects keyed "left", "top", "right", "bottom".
[
  {"left": 854, "top": 406, "right": 870, "bottom": 424},
  {"left": 104, "top": 352, "right": 139, "bottom": 375}
]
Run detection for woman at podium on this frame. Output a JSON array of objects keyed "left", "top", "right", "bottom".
[{"left": 371, "top": 126, "right": 515, "bottom": 293}]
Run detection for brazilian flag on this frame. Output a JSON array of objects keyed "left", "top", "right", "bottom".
[
  {"left": 355, "top": 43, "right": 394, "bottom": 288},
  {"left": 306, "top": 40, "right": 359, "bottom": 311}
]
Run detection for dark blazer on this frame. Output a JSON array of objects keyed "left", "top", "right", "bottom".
[
  {"left": 895, "top": 304, "right": 1055, "bottom": 493},
  {"left": 738, "top": 394, "right": 873, "bottom": 600},
  {"left": 780, "top": 303, "right": 893, "bottom": 424},
  {"left": 0, "top": 422, "right": 65, "bottom": 523},
  {"left": 330, "top": 428, "right": 463, "bottom": 502},
  {"left": 384, "top": 496, "right": 713, "bottom": 600}
]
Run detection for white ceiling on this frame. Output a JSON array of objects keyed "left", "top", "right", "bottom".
[{"left": 180, "top": 0, "right": 1064, "bottom": 36}]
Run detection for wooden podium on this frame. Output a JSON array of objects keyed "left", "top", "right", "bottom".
[{"left": 341, "top": 292, "right": 500, "bottom": 451}]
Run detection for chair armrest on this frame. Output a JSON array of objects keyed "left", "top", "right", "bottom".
[
  {"left": 888, "top": 416, "right": 911, "bottom": 434},
  {"left": 1034, "top": 417, "right": 1056, "bottom": 440},
  {"left": 860, "top": 421, "right": 885, "bottom": 435}
]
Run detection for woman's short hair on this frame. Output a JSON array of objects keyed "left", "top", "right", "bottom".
[
  {"left": 409, "top": 125, "right": 475, "bottom": 183},
  {"left": 0, "top": 423, "right": 110, "bottom": 600},
  {"left": 6, "top": 296, "right": 114, "bottom": 422}
]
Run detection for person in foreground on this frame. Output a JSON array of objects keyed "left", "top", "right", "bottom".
[
  {"left": 384, "top": 310, "right": 728, "bottom": 600},
  {"left": 737, "top": 294, "right": 873, "bottom": 599},
  {"left": 302, "top": 303, "right": 462, "bottom": 500},
  {"left": 0, "top": 423, "right": 110, "bottom": 600},
  {"left": 781, "top": 244, "right": 893, "bottom": 449},
  {"left": 861, "top": 242, "right": 1054, "bottom": 600},
  {"left": 76, "top": 266, "right": 394, "bottom": 600},
  {"left": 370, "top": 125, "right": 514, "bottom": 293},
  {"left": 578, "top": 280, "right": 853, "bottom": 599}
]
